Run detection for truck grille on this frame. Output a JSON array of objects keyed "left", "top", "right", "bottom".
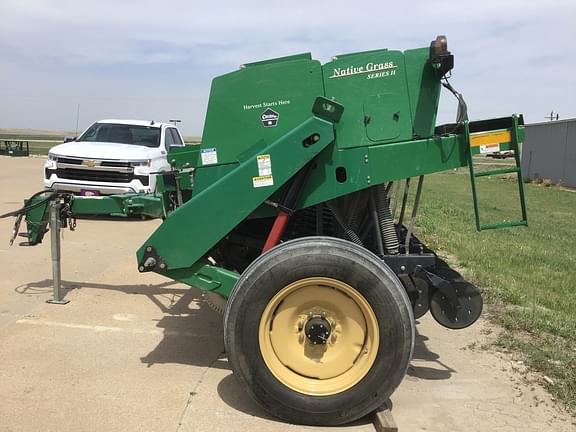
[
  {"left": 100, "top": 160, "right": 132, "bottom": 168},
  {"left": 55, "top": 168, "right": 149, "bottom": 186},
  {"left": 57, "top": 157, "right": 83, "bottom": 165}
]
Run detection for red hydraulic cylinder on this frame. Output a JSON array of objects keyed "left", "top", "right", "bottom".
[{"left": 262, "top": 211, "right": 291, "bottom": 253}]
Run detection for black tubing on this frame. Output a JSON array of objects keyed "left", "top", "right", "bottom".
[{"left": 0, "top": 190, "right": 57, "bottom": 219}]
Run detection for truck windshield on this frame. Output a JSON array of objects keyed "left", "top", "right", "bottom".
[{"left": 77, "top": 123, "right": 161, "bottom": 148}]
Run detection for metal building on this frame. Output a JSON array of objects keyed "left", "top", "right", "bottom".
[{"left": 521, "top": 118, "right": 576, "bottom": 187}]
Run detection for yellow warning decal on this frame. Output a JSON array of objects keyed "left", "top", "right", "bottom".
[
  {"left": 253, "top": 175, "right": 274, "bottom": 188},
  {"left": 470, "top": 130, "right": 512, "bottom": 147}
]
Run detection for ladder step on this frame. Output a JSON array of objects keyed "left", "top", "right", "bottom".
[
  {"left": 479, "top": 220, "right": 528, "bottom": 230},
  {"left": 473, "top": 167, "right": 520, "bottom": 178}
]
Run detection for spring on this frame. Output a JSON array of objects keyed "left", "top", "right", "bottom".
[
  {"left": 326, "top": 201, "right": 364, "bottom": 246},
  {"left": 374, "top": 184, "right": 399, "bottom": 254}
]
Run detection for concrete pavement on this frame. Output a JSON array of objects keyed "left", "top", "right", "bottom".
[{"left": 0, "top": 156, "right": 573, "bottom": 431}]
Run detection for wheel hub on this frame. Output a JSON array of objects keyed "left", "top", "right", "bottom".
[
  {"left": 258, "top": 277, "right": 379, "bottom": 396},
  {"left": 305, "top": 315, "right": 332, "bottom": 345}
]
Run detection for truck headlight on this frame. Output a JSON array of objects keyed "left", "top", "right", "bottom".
[
  {"left": 45, "top": 156, "right": 57, "bottom": 170},
  {"left": 130, "top": 159, "right": 151, "bottom": 167},
  {"left": 48, "top": 153, "right": 58, "bottom": 161}
]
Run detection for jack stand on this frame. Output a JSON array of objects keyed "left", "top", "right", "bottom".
[{"left": 47, "top": 200, "right": 69, "bottom": 305}]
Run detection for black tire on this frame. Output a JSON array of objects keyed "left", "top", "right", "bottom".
[{"left": 224, "top": 236, "right": 414, "bottom": 425}]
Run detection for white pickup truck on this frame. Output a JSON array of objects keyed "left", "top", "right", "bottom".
[{"left": 44, "top": 119, "right": 185, "bottom": 195}]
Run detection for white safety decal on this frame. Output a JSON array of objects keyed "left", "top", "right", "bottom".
[
  {"left": 201, "top": 147, "right": 218, "bottom": 165},
  {"left": 257, "top": 154, "right": 272, "bottom": 176}
]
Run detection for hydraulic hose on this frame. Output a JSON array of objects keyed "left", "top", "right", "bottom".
[
  {"left": 0, "top": 190, "right": 57, "bottom": 219},
  {"left": 441, "top": 76, "right": 468, "bottom": 131},
  {"left": 374, "top": 184, "right": 399, "bottom": 255}
]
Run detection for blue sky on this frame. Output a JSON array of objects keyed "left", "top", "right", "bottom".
[{"left": 0, "top": 0, "right": 574, "bottom": 135}]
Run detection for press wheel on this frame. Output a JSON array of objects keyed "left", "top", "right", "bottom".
[{"left": 430, "top": 281, "right": 483, "bottom": 329}]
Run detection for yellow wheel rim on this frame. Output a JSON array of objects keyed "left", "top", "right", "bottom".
[{"left": 258, "top": 277, "right": 379, "bottom": 396}]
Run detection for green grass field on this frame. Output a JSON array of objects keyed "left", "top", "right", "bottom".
[
  {"left": 0, "top": 130, "right": 64, "bottom": 156},
  {"left": 417, "top": 169, "right": 576, "bottom": 411}
]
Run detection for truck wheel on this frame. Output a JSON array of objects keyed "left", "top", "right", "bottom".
[{"left": 224, "top": 237, "right": 414, "bottom": 425}]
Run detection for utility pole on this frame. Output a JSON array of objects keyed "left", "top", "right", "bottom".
[{"left": 75, "top": 104, "right": 81, "bottom": 135}]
